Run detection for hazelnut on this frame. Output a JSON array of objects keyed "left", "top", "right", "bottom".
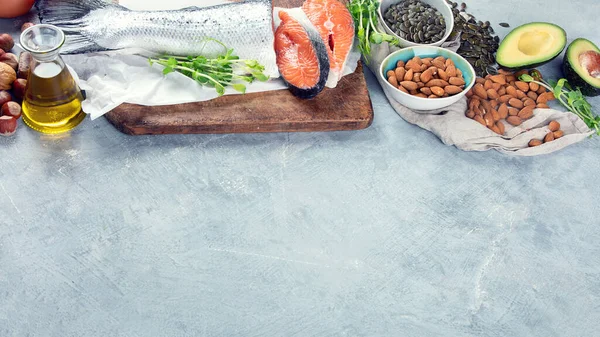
[
  {"left": 0, "top": 53, "right": 18, "bottom": 70},
  {"left": 0, "top": 90, "right": 11, "bottom": 106},
  {"left": 0, "top": 115, "right": 17, "bottom": 136},
  {"left": 0, "top": 34, "right": 14, "bottom": 52},
  {"left": 1, "top": 101, "right": 21, "bottom": 119},
  {"left": 21, "top": 22, "right": 35, "bottom": 32},
  {"left": 12, "top": 78, "right": 26, "bottom": 100}
]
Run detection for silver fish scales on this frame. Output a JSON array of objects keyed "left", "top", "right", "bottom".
[{"left": 36, "top": 0, "right": 279, "bottom": 77}]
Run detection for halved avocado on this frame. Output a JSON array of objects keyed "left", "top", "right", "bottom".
[
  {"left": 496, "top": 22, "right": 567, "bottom": 70},
  {"left": 563, "top": 38, "right": 600, "bottom": 97}
]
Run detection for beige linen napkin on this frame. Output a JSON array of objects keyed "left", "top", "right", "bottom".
[{"left": 367, "top": 39, "right": 594, "bottom": 156}]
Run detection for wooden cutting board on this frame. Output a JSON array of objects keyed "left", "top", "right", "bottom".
[{"left": 104, "top": 0, "right": 374, "bottom": 135}]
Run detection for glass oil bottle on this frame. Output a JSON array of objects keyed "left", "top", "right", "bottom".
[{"left": 19, "top": 24, "right": 86, "bottom": 134}]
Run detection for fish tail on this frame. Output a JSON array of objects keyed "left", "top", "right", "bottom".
[{"left": 36, "top": 0, "right": 124, "bottom": 54}]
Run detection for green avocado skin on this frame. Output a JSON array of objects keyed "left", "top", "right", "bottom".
[
  {"left": 563, "top": 40, "right": 600, "bottom": 97},
  {"left": 498, "top": 53, "right": 563, "bottom": 71}
]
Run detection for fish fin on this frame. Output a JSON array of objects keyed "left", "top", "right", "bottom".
[
  {"left": 36, "top": 0, "right": 123, "bottom": 54},
  {"left": 36, "top": 0, "right": 117, "bottom": 23}
]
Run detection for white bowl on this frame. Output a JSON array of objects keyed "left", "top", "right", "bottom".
[
  {"left": 378, "top": 0, "right": 454, "bottom": 48},
  {"left": 379, "top": 46, "right": 476, "bottom": 111}
]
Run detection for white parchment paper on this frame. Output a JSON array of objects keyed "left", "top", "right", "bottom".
[{"left": 62, "top": 0, "right": 360, "bottom": 120}]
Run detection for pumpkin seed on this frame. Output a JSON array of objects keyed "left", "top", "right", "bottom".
[
  {"left": 383, "top": 0, "right": 446, "bottom": 44},
  {"left": 499, "top": 22, "right": 510, "bottom": 28}
]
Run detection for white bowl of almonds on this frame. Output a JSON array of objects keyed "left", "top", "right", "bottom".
[{"left": 379, "top": 46, "right": 476, "bottom": 111}]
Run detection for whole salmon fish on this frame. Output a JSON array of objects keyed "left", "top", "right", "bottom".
[{"left": 36, "top": 0, "right": 279, "bottom": 77}]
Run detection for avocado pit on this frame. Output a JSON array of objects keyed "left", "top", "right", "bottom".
[{"left": 579, "top": 50, "right": 600, "bottom": 78}]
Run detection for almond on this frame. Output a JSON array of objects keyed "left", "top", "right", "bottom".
[
  {"left": 466, "top": 89, "right": 473, "bottom": 98},
  {"left": 396, "top": 60, "right": 405, "bottom": 68},
  {"left": 420, "top": 63, "right": 428, "bottom": 72},
  {"left": 529, "top": 82, "right": 540, "bottom": 91},
  {"left": 506, "top": 85, "right": 517, "bottom": 97},
  {"left": 388, "top": 75, "right": 398, "bottom": 87},
  {"left": 499, "top": 95, "right": 512, "bottom": 103},
  {"left": 536, "top": 103, "right": 550, "bottom": 109},
  {"left": 446, "top": 65, "right": 457, "bottom": 78},
  {"left": 473, "top": 105, "right": 483, "bottom": 116},
  {"left": 420, "top": 68, "right": 433, "bottom": 83},
  {"left": 400, "top": 81, "right": 418, "bottom": 91},
  {"left": 544, "top": 132, "right": 555, "bottom": 143},
  {"left": 490, "top": 124, "right": 502, "bottom": 135},
  {"left": 515, "top": 81, "right": 530, "bottom": 92},
  {"left": 527, "top": 91, "right": 538, "bottom": 101},
  {"left": 498, "top": 103, "right": 509, "bottom": 119},
  {"left": 492, "top": 82, "right": 502, "bottom": 91},
  {"left": 497, "top": 86, "right": 506, "bottom": 96},
  {"left": 412, "top": 56, "right": 422, "bottom": 66},
  {"left": 518, "top": 105, "right": 534, "bottom": 120},
  {"left": 395, "top": 67, "right": 406, "bottom": 81},
  {"left": 486, "top": 88, "right": 499, "bottom": 99},
  {"left": 445, "top": 85, "right": 462, "bottom": 95},
  {"left": 432, "top": 59, "right": 446, "bottom": 70},
  {"left": 468, "top": 97, "right": 480, "bottom": 109},
  {"left": 508, "top": 98, "right": 524, "bottom": 109},
  {"left": 426, "top": 79, "right": 449, "bottom": 88},
  {"left": 397, "top": 85, "right": 409, "bottom": 94},
  {"left": 429, "top": 94, "right": 439, "bottom": 99},
  {"left": 474, "top": 115, "right": 486, "bottom": 126},
  {"left": 466, "top": 109, "right": 475, "bottom": 118},
  {"left": 484, "top": 111, "right": 494, "bottom": 127},
  {"left": 491, "top": 108, "right": 500, "bottom": 122},
  {"left": 537, "top": 85, "right": 546, "bottom": 95},
  {"left": 548, "top": 120, "right": 560, "bottom": 132},
  {"left": 484, "top": 79, "right": 493, "bottom": 90},
  {"left": 508, "top": 107, "right": 519, "bottom": 116},
  {"left": 506, "top": 75, "right": 517, "bottom": 82},
  {"left": 516, "top": 90, "right": 527, "bottom": 99},
  {"left": 481, "top": 99, "right": 492, "bottom": 114},
  {"left": 553, "top": 130, "right": 564, "bottom": 138},
  {"left": 489, "top": 74, "right": 506, "bottom": 85},
  {"left": 417, "top": 82, "right": 425, "bottom": 88},
  {"left": 496, "top": 121, "right": 505, "bottom": 135},
  {"left": 386, "top": 70, "right": 395, "bottom": 78},
  {"left": 506, "top": 116, "right": 522, "bottom": 126},
  {"left": 422, "top": 58, "right": 432, "bottom": 66},
  {"left": 537, "top": 92, "right": 556, "bottom": 103},
  {"left": 404, "top": 68, "right": 414, "bottom": 81},
  {"left": 420, "top": 87, "right": 432, "bottom": 95},
  {"left": 413, "top": 73, "right": 421, "bottom": 83},
  {"left": 415, "top": 93, "right": 428, "bottom": 98},
  {"left": 438, "top": 68, "right": 449, "bottom": 81},
  {"left": 473, "top": 83, "right": 488, "bottom": 99},
  {"left": 489, "top": 99, "right": 498, "bottom": 109},
  {"left": 409, "top": 89, "right": 418, "bottom": 95},
  {"left": 431, "top": 86, "right": 445, "bottom": 96},
  {"left": 523, "top": 99, "right": 536, "bottom": 107},
  {"left": 475, "top": 77, "right": 486, "bottom": 85},
  {"left": 529, "top": 139, "right": 543, "bottom": 147},
  {"left": 445, "top": 58, "right": 455, "bottom": 68},
  {"left": 449, "top": 76, "right": 465, "bottom": 86}
]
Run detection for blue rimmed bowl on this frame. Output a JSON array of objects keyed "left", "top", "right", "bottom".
[{"left": 379, "top": 46, "right": 476, "bottom": 111}]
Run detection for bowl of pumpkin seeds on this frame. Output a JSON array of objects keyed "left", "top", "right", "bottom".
[{"left": 379, "top": 0, "right": 454, "bottom": 47}]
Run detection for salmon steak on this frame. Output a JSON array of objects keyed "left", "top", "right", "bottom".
[
  {"left": 302, "top": 0, "right": 355, "bottom": 87},
  {"left": 274, "top": 10, "right": 330, "bottom": 99}
]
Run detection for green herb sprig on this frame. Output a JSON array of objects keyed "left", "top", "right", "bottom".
[
  {"left": 148, "top": 39, "right": 268, "bottom": 96},
  {"left": 347, "top": 0, "right": 400, "bottom": 62},
  {"left": 520, "top": 74, "right": 600, "bottom": 136}
]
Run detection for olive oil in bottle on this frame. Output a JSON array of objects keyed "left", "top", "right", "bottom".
[{"left": 20, "top": 24, "right": 86, "bottom": 134}]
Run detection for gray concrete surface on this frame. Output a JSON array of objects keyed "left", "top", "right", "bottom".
[{"left": 1, "top": 1, "right": 600, "bottom": 336}]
